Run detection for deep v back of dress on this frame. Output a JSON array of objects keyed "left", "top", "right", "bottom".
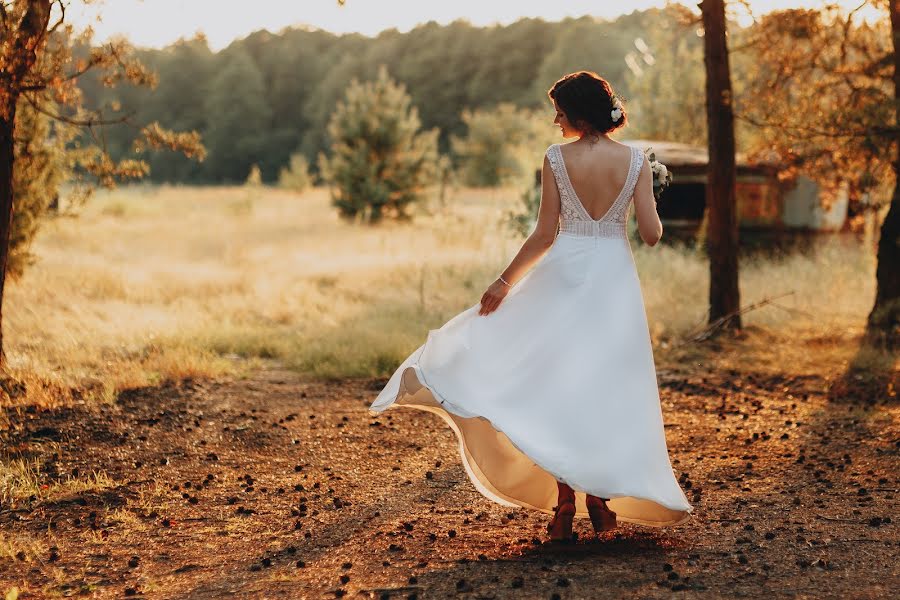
[
  {"left": 369, "top": 139, "right": 693, "bottom": 528},
  {"left": 546, "top": 142, "right": 644, "bottom": 239}
]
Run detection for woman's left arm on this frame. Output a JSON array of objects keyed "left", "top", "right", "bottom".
[{"left": 479, "top": 154, "right": 561, "bottom": 316}]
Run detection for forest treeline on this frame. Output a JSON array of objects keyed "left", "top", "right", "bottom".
[{"left": 77, "top": 8, "right": 702, "bottom": 185}]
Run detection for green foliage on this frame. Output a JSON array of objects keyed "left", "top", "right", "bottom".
[
  {"left": 461, "top": 18, "right": 559, "bottom": 108},
  {"left": 74, "top": 8, "right": 836, "bottom": 186},
  {"left": 202, "top": 49, "right": 273, "bottom": 183},
  {"left": 505, "top": 176, "right": 544, "bottom": 238},
  {"left": 140, "top": 37, "right": 216, "bottom": 182},
  {"left": 531, "top": 16, "right": 637, "bottom": 104},
  {"left": 9, "top": 100, "right": 84, "bottom": 279},
  {"left": 278, "top": 153, "right": 312, "bottom": 193},
  {"left": 29, "top": 32, "right": 206, "bottom": 189},
  {"left": 622, "top": 6, "right": 707, "bottom": 145},
  {"left": 318, "top": 66, "right": 440, "bottom": 224},
  {"left": 450, "top": 103, "right": 557, "bottom": 187},
  {"left": 75, "top": 15, "right": 661, "bottom": 185}
]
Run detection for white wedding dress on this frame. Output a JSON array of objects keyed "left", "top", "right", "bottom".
[{"left": 369, "top": 142, "right": 694, "bottom": 527}]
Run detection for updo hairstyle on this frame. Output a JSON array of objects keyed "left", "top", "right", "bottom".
[{"left": 547, "top": 71, "right": 627, "bottom": 135}]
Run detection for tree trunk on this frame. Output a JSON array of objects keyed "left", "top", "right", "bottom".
[
  {"left": 0, "top": 108, "right": 16, "bottom": 365},
  {"left": 0, "top": 0, "right": 52, "bottom": 365},
  {"left": 864, "top": 1, "right": 900, "bottom": 349},
  {"left": 700, "top": 0, "right": 741, "bottom": 330}
]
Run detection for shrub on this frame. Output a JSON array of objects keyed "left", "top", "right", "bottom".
[
  {"left": 278, "top": 153, "right": 311, "bottom": 193},
  {"left": 451, "top": 103, "right": 557, "bottom": 187},
  {"left": 245, "top": 164, "right": 262, "bottom": 187}
]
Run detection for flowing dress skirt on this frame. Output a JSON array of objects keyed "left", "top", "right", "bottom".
[{"left": 369, "top": 231, "right": 694, "bottom": 527}]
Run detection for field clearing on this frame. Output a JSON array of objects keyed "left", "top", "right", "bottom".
[
  {"left": 3, "top": 184, "right": 891, "bottom": 398},
  {"left": 0, "top": 186, "right": 896, "bottom": 598}
]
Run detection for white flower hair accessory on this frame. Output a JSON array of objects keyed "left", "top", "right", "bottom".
[{"left": 610, "top": 96, "right": 623, "bottom": 122}]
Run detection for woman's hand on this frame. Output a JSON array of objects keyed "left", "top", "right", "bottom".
[{"left": 478, "top": 279, "right": 511, "bottom": 316}]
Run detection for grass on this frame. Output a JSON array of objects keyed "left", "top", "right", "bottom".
[
  {"left": 0, "top": 456, "right": 115, "bottom": 510},
  {"left": 2, "top": 183, "right": 893, "bottom": 397},
  {"left": 0, "top": 532, "right": 45, "bottom": 563}
]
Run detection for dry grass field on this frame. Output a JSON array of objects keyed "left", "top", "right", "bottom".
[{"left": 3, "top": 184, "right": 889, "bottom": 395}]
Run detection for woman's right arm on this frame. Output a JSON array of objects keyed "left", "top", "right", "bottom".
[
  {"left": 495, "top": 155, "right": 560, "bottom": 286},
  {"left": 633, "top": 157, "right": 663, "bottom": 246}
]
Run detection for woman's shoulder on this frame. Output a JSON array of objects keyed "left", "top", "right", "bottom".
[
  {"left": 604, "top": 139, "right": 638, "bottom": 154},
  {"left": 608, "top": 140, "right": 646, "bottom": 165},
  {"left": 544, "top": 143, "right": 563, "bottom": 166}
]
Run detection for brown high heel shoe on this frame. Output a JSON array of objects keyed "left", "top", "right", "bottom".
[
  {"left": 547, "top": 481, "right": 576, "bottom": 542},
  {"left": 586, "top": 495, "right": 617, "bottom": 532}
]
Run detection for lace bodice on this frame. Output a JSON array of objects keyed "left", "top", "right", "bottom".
[{"left": 546, "top": 143, "right": 644, "bottom": 238}]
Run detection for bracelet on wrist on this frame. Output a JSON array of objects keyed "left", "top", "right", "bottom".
[{"left": 498, "top": 275, "right": 512, "bottom": 287}]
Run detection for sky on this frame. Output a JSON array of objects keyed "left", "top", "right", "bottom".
[{"left": 67, "top": 0, "right": 884, "bottom": 51}]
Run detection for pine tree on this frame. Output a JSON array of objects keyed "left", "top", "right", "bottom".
[{"left": 318, "top": 66, "right": 439, "bottom": 223}]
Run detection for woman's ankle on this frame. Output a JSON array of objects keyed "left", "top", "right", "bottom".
[{"left": 557, "top": 481, "right": 575, "bottom": 504}]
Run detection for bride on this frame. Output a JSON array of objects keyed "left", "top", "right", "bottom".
[{"left": 369, "top": 70, "right": 694, "bottom": 542}]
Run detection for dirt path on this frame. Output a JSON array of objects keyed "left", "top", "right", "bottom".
[{"left": 1, "top": 364, "right": 898, "bottom": 598}]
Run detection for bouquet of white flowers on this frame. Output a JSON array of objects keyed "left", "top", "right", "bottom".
[{"left": 644, "top": 148, "right": 673, "bottom": 201}]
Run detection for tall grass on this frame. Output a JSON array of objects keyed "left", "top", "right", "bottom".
[{"left": 3, "top": 184, "right": 885, "bottom": 391}]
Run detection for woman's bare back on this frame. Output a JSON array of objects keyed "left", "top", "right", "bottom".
[{"left": 557, "top": 139, "right": 636, "bottom": 220}]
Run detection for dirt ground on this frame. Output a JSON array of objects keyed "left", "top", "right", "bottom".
[{"left": 1, "top": 354, "right": 898, "bottom": 599}]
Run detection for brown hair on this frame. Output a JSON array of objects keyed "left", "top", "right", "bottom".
[{"left": 548, "top": 71, "right": 627, "bottom": 135}]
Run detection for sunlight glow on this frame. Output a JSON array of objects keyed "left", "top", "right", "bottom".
[{"left": 68, "top": 1, "right": 885, "bottom": 50}]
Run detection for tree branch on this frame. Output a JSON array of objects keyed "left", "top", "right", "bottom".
[
  {"left": 47, "top": 0, "right": 65, "bottom": 35},
  {"left": 734, "top": 111, "right": 895, "bottom": 139},
  {"left": 676, "top": 292, "right": 797, "bottom": 345},
  {"left": 19, "top": 49, "right": 107, "bottom": 92},
  {"left": 727, "top": 37, "right": 764, "bottom": 54},
  {"left": 21, "top": 91, "right": 135, "bottom": 128}
]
